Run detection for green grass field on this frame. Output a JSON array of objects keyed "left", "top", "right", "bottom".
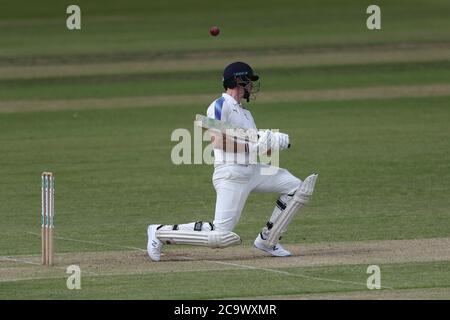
[{"left": 1, "top": 0, "right": 449, "bottom": 300}]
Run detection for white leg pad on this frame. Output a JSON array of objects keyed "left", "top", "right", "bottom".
[
  {"left": 156, "top": 230, "right": 242, "bottom": 248},
  {"left": 267, "top": 173, "right": 318, "bottom": 247}
]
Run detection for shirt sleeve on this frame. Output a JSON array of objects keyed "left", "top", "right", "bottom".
[{"left": 206, "top": 96, "right": 229, "bottom": 121}]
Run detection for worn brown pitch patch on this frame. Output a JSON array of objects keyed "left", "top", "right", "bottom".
[
  {"left": 230, "top": 287, "right": 450, "bottom": 300},
  {"left": 1, "top": 237, "right": 449, "bottom": 283}
]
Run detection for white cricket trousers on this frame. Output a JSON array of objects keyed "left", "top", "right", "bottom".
[{"left": 212, "top": 164, "right": 301, "bottom": 231}]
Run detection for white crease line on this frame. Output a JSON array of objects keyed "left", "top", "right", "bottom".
[
  {"left": 0, "top": 255, "right": 100, "bottom": 276},
  {"left": 26, "top": 231, "right": 146, "bottom": 252},
  {"left": 90, "top": 266, "right": 243, "bottom": 278},
  {"left": 19, "top": 232, "right": 394, "bottom": 289},
  {"left": 0, "top": 276, "right": 65, "bottom": 283},
  {"left": 180, "top": 255, "right": 393, "bottom": 290},
  {"left": 2, "top": 253, "right": 391, "bottom": 289},
  {"left": 0, "top": 266, "right": 244, "bottom": 284},
  {"left": 0, "top": 256, "right": 42, "bottom": 266}
]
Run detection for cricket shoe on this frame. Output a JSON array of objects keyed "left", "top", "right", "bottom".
[
  {"left": 147, "top": 224, "right": 163, "bottom": 261},
  {"left": 253, "top": 233, "right": 292, "bottom": 257}
]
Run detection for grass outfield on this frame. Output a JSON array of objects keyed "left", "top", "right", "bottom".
[
  {"left": 1, "top": 0, "right": 449, "bottom": 299},
  {"left": 2, "top": 261, "right": 449, "bottom": 299},
  {"left": 2, "top": 61, "right": 450, "bottom": 101},
  {"left": 0, "top": 97, "right": 450, "bottom": 254}
]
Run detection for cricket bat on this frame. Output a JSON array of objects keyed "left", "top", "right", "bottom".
[{"left": 194, "top": 114, "right": 291, "bottom": 148}]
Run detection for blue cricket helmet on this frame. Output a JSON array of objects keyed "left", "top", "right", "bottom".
[{"left": 222, "top": 61, "right": 259, "bottom": 89}]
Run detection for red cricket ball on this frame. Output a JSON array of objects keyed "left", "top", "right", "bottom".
[{"left": 210, "top": 26, "right": 220, "bottom": 36}]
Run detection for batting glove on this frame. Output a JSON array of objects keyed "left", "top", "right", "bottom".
[
  {"left": 271, "top": 132, "right": 290, "bottom": 151},
  {"left": 247, "top": 130, "right": 272, "bottom": 155}
]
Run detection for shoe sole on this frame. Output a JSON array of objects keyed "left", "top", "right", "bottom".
[{"left": 253, "top": 242, "right": 292, "bottom": 257}]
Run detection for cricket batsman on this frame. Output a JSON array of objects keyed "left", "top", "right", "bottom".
[{"left": 147, "top": 61, "right": 318, "bottom": 261}]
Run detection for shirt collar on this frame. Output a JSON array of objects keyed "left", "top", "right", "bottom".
[{"left": 222, "top": 93, "right": 242, "bottom": 108}]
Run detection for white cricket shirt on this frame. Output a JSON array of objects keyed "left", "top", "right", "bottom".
[{"left": 206, "top": 93, "right": 257, "bottom": 164}]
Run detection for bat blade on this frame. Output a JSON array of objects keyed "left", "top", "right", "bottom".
[{"left": 194, "top": 114, "right": 291, "bottom": 148}]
